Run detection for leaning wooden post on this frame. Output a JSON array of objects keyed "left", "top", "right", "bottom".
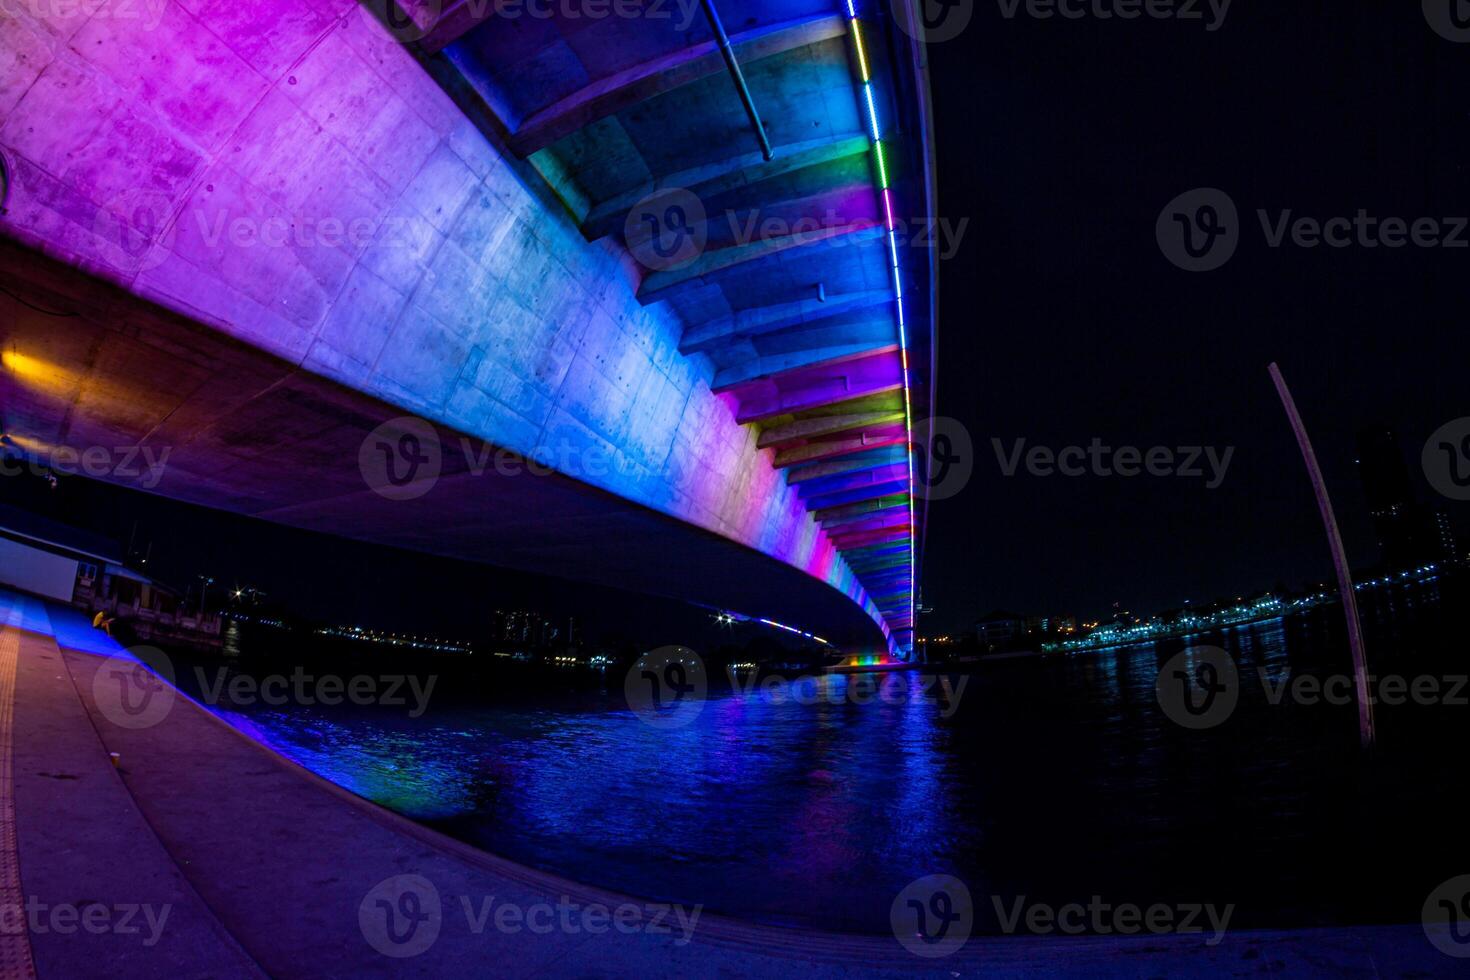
[{"left": 1268, "top": 363, "right": 1375, "bottom": 750}]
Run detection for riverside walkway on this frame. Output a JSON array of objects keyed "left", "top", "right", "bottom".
[{"left": 0, "top": 587, "right": 1455, "bottom": 978}]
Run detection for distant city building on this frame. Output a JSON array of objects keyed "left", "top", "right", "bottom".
[
  {"left": 1024, "top": 614, "right": 1078, "bottom": 637},
  {"left": 490, "top": 609, "right": 561, "bottom": 648},
  {"left": 1431, "top": 510, "right": 1458, "bottom": 560},
  {"left": 1355, "top": 427, "right": 1446, "bottom": 566},
  {"left": 975, "top": 610, "right": 1025, "bottom": 649}
]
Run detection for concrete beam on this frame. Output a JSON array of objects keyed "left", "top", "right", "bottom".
[
  {"left": 843, "top": 542, "right": 910, "bottom": 562},
  {"left": 583, "top": 134, "right": 871, "bottom": 242},
  {"left": 829, "top": 525, "right": 911, "bottom": 550},
  {"left": 828, "top": 508, "right": 908, "bottom": 536},
  {"left": 770, "top": 424, "right": 907, "bottom": 468},
  {"left": 417, "top": 0, "right": 495, "bottom": 53},
  {"left": 640, "top": 221, "right": 883, "bottom": 304},
  {"left": 785, "top": 445, "right": 907, "bottom": 484},
  {"left": 848, "top": 560, "right": 908, "bottom": 578},
  {"left": 733, "top": 348, "right": 902, "bottom": 423},
  {"left": 814, "top": 495, "right": 910, "bottom": 524},
  {"left": 794, "top": 462, "right": 910, "bottom": 500},
  {"left": 714, "top": 341, "right": 897, "bottom": 393},
  {"left": 862, "top": 565, "right": 914, "bottom": 584},
  {"left": 504, "top": 14, "right": 848, "bottom": 157},
  {"left": 805, "top": 479, "right": 909, "bottom": 513},
  {"left": 758, "top": 412, "right": 905, "bottom": 450},
  {"left": 680, "top": 290, "right": 892, "bottom": 356},
  {"left": 711, "top": 312, "right": 896, "bottom": 380},
  {"left": 819, "top": 503, "right": 908, "bottom": 530}
]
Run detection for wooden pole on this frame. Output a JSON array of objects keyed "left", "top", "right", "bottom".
[{"left": 1268, "top": 363, "right": 1375, "bottom": 750}]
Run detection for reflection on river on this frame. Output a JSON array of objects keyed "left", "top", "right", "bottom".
[{"left": 185, "top": 575, "right": 1464, "bottom": 934}]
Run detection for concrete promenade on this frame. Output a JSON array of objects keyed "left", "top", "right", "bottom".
[{"left": 0, "top": 586, "right": 1457, "bottom": 978}]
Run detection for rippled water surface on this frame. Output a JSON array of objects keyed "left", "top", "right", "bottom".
[{"left": 185, "top": 579, "right": 1464, "bottom": 934}]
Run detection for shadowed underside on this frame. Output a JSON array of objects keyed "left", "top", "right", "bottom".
[
  {"left": 428, "top": 0, "right": 936, "bottom": 644},
  {"left": 0, "top": 242, "right": 891, "bottom": 649},
  {"left": 0, "top": 0, "right": 933, "bottom": 652}
]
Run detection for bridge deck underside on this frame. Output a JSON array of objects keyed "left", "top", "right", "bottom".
[
  {"left": 0, "top": 244, "right": 889, "bottom": 650},
  {"left": 439, "top": 0, "right": 927, "bottom": 639}
]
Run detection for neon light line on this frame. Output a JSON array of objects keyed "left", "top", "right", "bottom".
[
  {"left": 842, "top": 2, "right": 917, "bottom": 650},
  {"left": 756, "top": 616, "right": 832, "bottom": 647}
]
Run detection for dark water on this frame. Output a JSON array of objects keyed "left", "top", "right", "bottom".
[{"left": 177, "top": 574, "right": 1466, "bottom": 935}]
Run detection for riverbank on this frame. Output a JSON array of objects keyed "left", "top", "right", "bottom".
[{"left": 0, "top": 586, "right": 1458, "bottom": 977}]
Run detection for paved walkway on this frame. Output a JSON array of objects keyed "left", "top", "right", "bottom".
[{"left": 0, "top": 587, "right": 1459, "bottom": 978}]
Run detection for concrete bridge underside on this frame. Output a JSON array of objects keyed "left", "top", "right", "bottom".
[{"left": 0, "top": 0, "right": 934, "bottom": 651}]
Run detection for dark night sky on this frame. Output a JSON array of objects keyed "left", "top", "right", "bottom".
[
  {"left": 7, "top": 2, "right": 1467, "bottom": 644},
  {"left": 920, "top": 1, "right": 1470, "bottom": 631}
]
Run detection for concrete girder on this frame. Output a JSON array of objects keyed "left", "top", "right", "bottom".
[
  {"left": 785, "top": 444, "right": 907, "bottom": 484},
  {"left": 582, "top": 134, "right": 871, "bottom": 242},
  {"left": 757, "top": 413, "right": 904, "bottom": 450},
  {"left": 713, "top": 341, "right": 898, "bottom": 394},
  {"left": 502, "top": 14, "right": 848, "bottom": 157},
  {"left": 813, "top": 494, "right": 910, "bottom": 524},
  {"left": 818, "top": 503, "right": 909, "bottom": 531},
  {"left": 848, "top": 561, "right": 909, "bottom": 579},
  {"left": 842, "top": 541, "right": 910, "bottom": 561},
  {"left": 732, "top": 347, "right": 902, "bottom": 424},
  {"left": 804, "top": 479, "right": 909, "bottom": 514},
  {"left": 769, "top": 424, "right": 907, "bottom": 468},
  {"left": 828, "top": 523, "right": 911, "bottom": 551},
  {"left": 708, "top": 313, "right": 895, "bottom": 374},
  {"left": 827, "top": 508, "right": 908, "bottom": 537},
  {"left": 639, "top": 221, "right": 882, "bottom": 304},
  {"left": 680, "top": 289, "right": 892, "bottom": 356},
  {"left": 794, "top": 462, "right": 910, "bottom": 500}
]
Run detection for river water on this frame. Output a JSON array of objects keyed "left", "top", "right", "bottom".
[{"left": 177, "top": 573, "right": 1464, "bottom": 935}]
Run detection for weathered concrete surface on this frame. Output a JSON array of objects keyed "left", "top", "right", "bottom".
[
  {"left": 0, "top": 587, "right": 1457, "bottom": 978},
  {"left": 1, "top": 590, "right": 262, "bottom": 978},
  {"left": 0, "top": 1, "right": 891, "bottom": 646},
  {"left": 0, "top": 242, "right": 891, "bottom": 649}
]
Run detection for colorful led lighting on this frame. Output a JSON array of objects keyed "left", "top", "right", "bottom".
[
  {"left": 841, "top": 1, "right": 917, "bottom": 652},
  {"left": 756, "top": 616, "right": 832, "bottom": 647}
]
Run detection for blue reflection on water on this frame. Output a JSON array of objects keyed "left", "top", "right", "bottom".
[
  {"left": 193, "top": 584, "right": 1462, "bottom": 934},
  {"left": 208, "top": 672, "right": 971, "bottom": 931}
]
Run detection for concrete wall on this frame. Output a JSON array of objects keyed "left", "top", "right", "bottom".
[{"left": 0, "top": 0, "right": 888, "bottom": 641}]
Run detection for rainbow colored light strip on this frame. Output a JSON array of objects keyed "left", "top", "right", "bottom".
[{"left": 843, "top": 0, "right": 917, "bottom": 651}]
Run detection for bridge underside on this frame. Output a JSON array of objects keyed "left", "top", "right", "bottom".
[
  {"left": 429, "top": 0, "right": 936, "bottom": 643},
  {"left": 0, "top": 242, "right": 889, "bottom": 649},
  {"left": 0, "top": 0, "right": 933, "bottom": 652}
]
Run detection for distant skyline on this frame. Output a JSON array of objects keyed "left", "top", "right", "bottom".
[{"left": 919, "top": 3, "right": 1469, "bottom": 632}]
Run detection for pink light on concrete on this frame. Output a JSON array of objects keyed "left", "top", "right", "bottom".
[{"left": 0, "top": 0, "right": 898, "bottom": 655}]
